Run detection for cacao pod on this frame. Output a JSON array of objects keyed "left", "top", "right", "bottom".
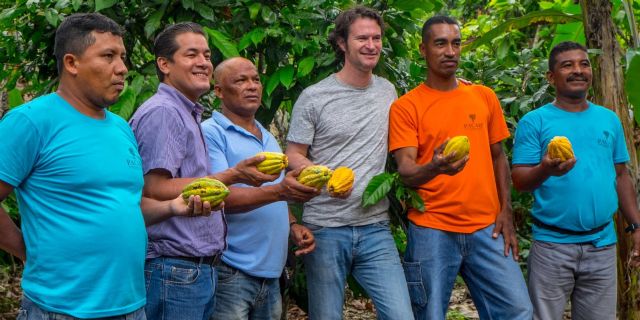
[
  {"left": 547, "top": 136, "right": 574, "bottom": 162},
  {"left": 255, "top": 152, "right": 288, "bottom": 175},
  {"left": 181, "top": 178, "right": 230, "bottom": 207},
  {"left": 443, "top": 136, "right": 470, "bottom": 162},
  {"left": 297, "top": 165, "right": 333, "bottom": 189},
  {"left": 327, "top": 167, "right": 355, "bottom": 195}
]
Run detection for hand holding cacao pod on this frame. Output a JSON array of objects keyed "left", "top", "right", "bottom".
[
  {"left": 442, "top": 136, "right": 470, "bottom": 163},
  {"left": 327, "top": 167, "right": 355, "bottom": 196},
  {"left": 255, "top": 152, "right": 288, "bottom": 175},
  {"left": 181, "top": 178, "right": 230, "bottom": 208},
  {"left": 547, "top": 136, "right": 574, "bottom": 162},
  {"left": 297, "top": 165, "right": 333, "bottom": 189}
]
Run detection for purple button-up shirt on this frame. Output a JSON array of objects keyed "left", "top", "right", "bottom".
[{"left": 130, "top": 83, "right": 226, "bottom": 258}]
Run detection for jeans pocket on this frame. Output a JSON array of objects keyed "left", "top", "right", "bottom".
[
  {"left": 402, "top": 261, "right": 428, "bottom": 307},
  {"left": 16, "top": 309, "right": 27, "bottom": 320},
  {"left": 303, "top": 222, "right": 325, "bottom": 233},
  {"left": 374, "top": 220, "right": 391, "bottom": 229},
  {"left": 167, "top": 265, "right": 200, "bottom": 285},
  {"left": 216, "top": 263, "right": 239, "bottom": 284}
]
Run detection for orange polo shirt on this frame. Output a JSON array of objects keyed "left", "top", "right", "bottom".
[{"left": 389, "top": 83, "right": 510, "bottom": 233}]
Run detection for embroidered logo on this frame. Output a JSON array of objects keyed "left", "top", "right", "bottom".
[
  {"left": 464, "top": 113, "right": 483, "bottom": 129},
  {"left": 597, "top": 130, "right": 612, "bottom": 147}
]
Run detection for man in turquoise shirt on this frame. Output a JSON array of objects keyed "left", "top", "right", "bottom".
[
  {"left": 512, "top": 41, "right": 640, "bottom": 320},
  {"left": 202, "top": 57, "right": 318, "bottom": 319},
  {"left": 0, "top": 13, "right": 204, "bottom": 319}
]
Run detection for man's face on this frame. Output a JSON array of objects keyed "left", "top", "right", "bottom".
[
  {"left": 215, "top": 59, "right": 262, "bottom": 117},
  {"left": 547, "top": 49, "right": 592, "bottom": 100},
  {"left": 160, "top": 32, "right": 213, "bottom": 102},
  {"left": 74, "top": 31, "right": 127, "bottom": 109},
  {"left": 420, "top": 23, "right": 461, "bottom": 79},
  {"left": 340, "top": 17, "right": 382, "bottom": 73}
]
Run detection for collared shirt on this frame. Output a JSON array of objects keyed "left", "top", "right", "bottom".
[
  {"left": 201, "top": 111, "right": 288, "bottom": 278},
  {"left": 130, "top": 83, "right": 226, "bottom": 258}
]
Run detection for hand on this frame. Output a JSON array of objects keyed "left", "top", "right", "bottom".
[
  {"left": 329, "top": 188, "right": 352, "bottom": 199},
  {"left": 428, "top": 139, "right": 469, "bottom": 176},
  {"left": 233, "top": 155, "right": 279, "bottom": 187},
  {"left": 630, "top": 230, "right": 640, "bottom": 267},
  {"left": 458, "top": 78, "right": 473, "bottom": 85},
  {"left": 492, "top": 209, "right": 519, "bottom": 261},
  {"left": 290, "top": 223, "right": 316, "bottom": 256},
  {"left": 170, "top": 195, "right": 219, "bottom": 217},
  {"left": 540, "top": 154, "right": 576, "bottom": 177},
  {"left": 279, "top": 167, "right": 321, "bottom": 203}
]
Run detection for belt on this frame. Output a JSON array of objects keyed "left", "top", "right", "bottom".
[
  {"left": 532, "top": 217, "right": 611, "bottom": 236},
  {"left": 165, "top": 254, "right": 222, "bottom": 266}
]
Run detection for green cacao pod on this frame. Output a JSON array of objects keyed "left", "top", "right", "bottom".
[
  {"left": 181, "top": 178, "right": 230, "bottom": 207},
  {"left": 443, "top": 135, "right": 470, "bottom": 162},
  {"left": 327, "top": 167, "right": 355, "bottom": 195},
  {"left": 547, "top": 136, "right": 574, "bottom": 162},
  {"left": 255, "top": 152, "right": 288, "bottom": 175},
  {"left": 297, "top": 165, "right": 333, "bottom": 189}
]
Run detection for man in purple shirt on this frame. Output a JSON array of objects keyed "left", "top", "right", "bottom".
[{"left": 129, "top": 22, "right": 275, "bottom": 320}]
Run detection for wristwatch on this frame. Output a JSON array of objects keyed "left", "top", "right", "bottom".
[{"left": 625, "top": 223, "right": 640, "bottom": 233}]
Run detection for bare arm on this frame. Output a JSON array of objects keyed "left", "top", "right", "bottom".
[
  {"left": 0, "top": 180, "right": 25, "bottom": 261},
  {"left": 489, "top": 142, "right": 518, "bottom": 260},
  {"left": 285, "top": 142, "right": 313, "bottom": 170},
  {"left": 393, "top": 141, "right": 467, "bottom": 188},
  {"left": 140, "top": 194, "right": 212, "bottom": 226},
  {"left": 511, "top": 155, "right": 577, "bottom": 192},
  {"left": 615, "top": 163, "right": 640, "bottom": 267}
]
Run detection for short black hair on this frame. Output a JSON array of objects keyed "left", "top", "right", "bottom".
[
  {"left": 548, "top": 41, "right": 588, "bottom": 71},
  {"left": 328, "top": 6, "right": 384, "bottom": 63},
  {"left": 54, "top": 13, "right": 124, "bottom": 75},
  {"left": 421, "top": 15, "right": 459, "bottom": 43},
  {"left": 153, "top": 22, "right": 207, "bottom": 81}
]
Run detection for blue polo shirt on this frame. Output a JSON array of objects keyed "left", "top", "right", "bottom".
[
  {"left": 512, "top": 102, "right": 629, "bottom": 246},
  {"left": 202, "top": 111, "right": 289, "bottom": 278}
]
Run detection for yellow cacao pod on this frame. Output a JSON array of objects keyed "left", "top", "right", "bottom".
[
  {"left": 181, "top": 178, "right": 230, "bottom": 207},
  {"left": 297, "top": 165, "right": 333, "bottom": 189},
  {"left": 547, "top": 136, "right": 574, "bottom": 162},
  {"left": 442, "top": 136, "right": 470, "bottom": 162},
  {"left": 255, "top": 152, "right": 288, "bottom": 175},
  {"left": 327, "top": 167, "right": 355, "bottom": 195}
]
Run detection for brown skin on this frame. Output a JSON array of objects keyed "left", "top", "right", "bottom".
[
  {"left": 395, "top": 22, "right": 518, "bottom": 259},
  {"left": 512, "top": 48, "right": 640, "bottom": 267},
  {"left": 0, "top": 181, "right": 26, "bottom": 262}
]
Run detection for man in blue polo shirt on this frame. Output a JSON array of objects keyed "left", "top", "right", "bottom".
[
  {"left": 512, "top": 41, "right": 640, "bottom": 320},
  {"left": 202, "top": 57, "right": 318, "bottom": 320}
]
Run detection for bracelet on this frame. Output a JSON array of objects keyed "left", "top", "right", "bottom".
[{"left": 625, "top": 222, "right": 640, "bottom": 234}]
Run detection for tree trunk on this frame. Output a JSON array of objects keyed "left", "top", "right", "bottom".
[{"left": 580, "top": 0, "right": 640, "bottom": 318}]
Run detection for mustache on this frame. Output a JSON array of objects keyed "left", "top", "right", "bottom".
[{"left": 567, "top": 74, "right": 588, "bottom": 82}]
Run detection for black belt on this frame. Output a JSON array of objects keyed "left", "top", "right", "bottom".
[
  {"left": 165, "top": 254, "right": 221, "bottom": 266},
  {"left": 532, "top": 217, "right": 611, "bottom": 236}
]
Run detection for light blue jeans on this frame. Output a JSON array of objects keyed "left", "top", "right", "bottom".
[
  {"left": 17, "top": 296, "right": 146, "bottom": 320},
  {"left": 303, "top": 221, "right": 414, "bottom": 320},
  {"left": 144, "top": 257, "right": 217, "bottom": 320},
  {"left": 211, "top": 262, "right": 281, "bottom": 320},
  {"left": 404, "top": 223, "right": 533, "bottom": 320}
]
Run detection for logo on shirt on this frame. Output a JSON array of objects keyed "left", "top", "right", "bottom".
[
  {"left": 126, "top": 147, "right": 142, "bottom": 168},
  {"left": 597, "top": 130, "right": 612, "bottom": 147},
  {"left": 464, "top": 113, "right": 483, "bottom": 130}
]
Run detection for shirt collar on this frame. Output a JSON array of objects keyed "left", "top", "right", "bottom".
[
  {"left": 212, "top": 111, "right": 268, "bottom": 141},
  {"left": 157, "top": 83, "right": 205, "bottom": 116}
]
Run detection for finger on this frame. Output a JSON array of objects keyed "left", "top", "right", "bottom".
[
  {"left": 187, "top": 195, "right": 196, "bottom": 216},
  {"left": 491, "top": 222, "right": 502, "bottom": 239},
  {"left": 511, "top": 237, "right": 520, "bottom": 261},
  {"left": 435, "top": 139, "right": 450, "bottom": 154},
  {"left": 246, "top": 154, "right": 266, "bottom": 165},
  {"left": 202, "top": 201, "right": 212, "bottom": 216}
]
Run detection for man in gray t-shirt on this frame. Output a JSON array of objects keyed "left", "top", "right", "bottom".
[{"left": 286, "top": 7, "right": 413, "bottom": 320}]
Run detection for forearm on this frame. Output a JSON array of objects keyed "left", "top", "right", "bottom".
[
  {"left": 223, "top": 185, "right": 283, "bottom": 214},
  {"left": 398, "top": 161, "right": 439, "bottom": 187},
  {"left": 0, "top": 209, "right": 25, "bottom": 261},
  {"left": 286, "top": 152, "right": 313, "bottom": 171},
  {"left": 140, "top": 197, "right": 177, "bottom": 226},
  {"left": 209, "top": 168, "right": 244, "bottom": 186},
  {"left": 616, "top": 168, "right": 640, "bottom": 224},
  {"left": 511, "top": 164, "right": 550, "bottom": 192}
]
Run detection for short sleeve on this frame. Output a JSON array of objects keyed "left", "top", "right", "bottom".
[
  {"left": 388, "top": 99, "right": 419, "bottom": 152},
  {"left": 611, "top": 114, "right": 630, "bottom": 164},
  {"left": 132, "top": 106, "right": 187, "bottom": 177},
  {"left": 482, "top": 87, "right": 510, "bottom": 144},
  {"left": 202, "top": 123, "right": 231, "bottom": 174},
  {"left": 512, "top": 115, "right": 543, "bottom": 165},
  {"left": 0, "top": 111, "right": 41, "bottom": 187},
  {"left": 286, "top": 91, "right": 316, "bottom": 145}
]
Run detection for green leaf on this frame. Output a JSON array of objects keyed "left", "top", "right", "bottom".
[
  {"left": 195, "top": 3, "right": 215, "bottom": 21},
  {"left": 266, "top": 69, "right": 281, "bottom": 95},
  {"left": 44, "top": 9, "right": 60, "bottom": 27},
  {"left": 7, "top": 88, "right": 23, "bottom": 108},
  {"left": 204, "top": 28, "right": 239, "bottom": 58},
  {"left": 95, "top": 0, "right": 117, "bottom": 12},
  {"left": 465, "top": 9, "right": 582, "bottom": 52},
  {"left": 144, "top": 9, "right": 164, "bottom": 39},
  {"left": 72, "top": 0, "right": 82, "bottom": 10},
  {"left": 393, "top": 0, "right": 435, "bottom": 12},
  {"left": 181, "top": 0, "right": 195, "bottom": 10},
  {"left": 625, "top": 54, "right": 640, "bottom": 125},
  {"left": 406, "top": 188, "right": 425, "bottom": 212},
  {"left": 261, "top": 6, "right": 277, "bottom": 24},
  {"left": 248, "top": 3, "right": 261, "bottom": 20},
  {"left": 297, "top": 57, "right": 314, "bottom": 77},
  {"left": 109, "top": 85, "right": 137, "bottom": 120},
  {"left": 249, "top": 28, "right": 266, "bottom": 45},
  {"left": 361, "top": 173, "right": 395, "bottom": 208},
  {"left": 279, "top": 65, "right": 294, "bottom": 88}
]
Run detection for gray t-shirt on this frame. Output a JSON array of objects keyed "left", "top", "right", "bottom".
[{"left": 287, "top": 74, "right": 397, "bottom": 227}]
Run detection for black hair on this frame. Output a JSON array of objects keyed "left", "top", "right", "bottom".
[
  {"left": 421, "top": 15, "right": 459, "bottom": 43},
  {"left": 548, "top": 41, "right": 588, "bottom": 71},
  {"left": 153, "top": 22, "right": 206, "bottom": 81}
]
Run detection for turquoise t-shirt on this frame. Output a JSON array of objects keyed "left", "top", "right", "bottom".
[
  {"left": 201, "top": 112, "right": 289, "bottom": 278},
  {"left": 512, "top": 102, "right": 629, "bottom": 246},
  {"left": 0, "top": 94, "right": 147, "bottom": 317}
]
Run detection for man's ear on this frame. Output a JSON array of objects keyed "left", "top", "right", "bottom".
[
  {"left": 62, "top": 53, "right": 79, "bottom": 76},
  {"left": 157, "top": 56, "right": 171, "bottom": 78},
  {"left": 546, "top": 70, "right": 555, "bottom": 87},
  {"left": 213, "top": 84, "right": 223, "bottom": 99},
  {"left": 419, "top": 43, "right": 427, "bottom": 59},
  {"left": 337, "top": 37, "right": 347, "bottom": 53}
]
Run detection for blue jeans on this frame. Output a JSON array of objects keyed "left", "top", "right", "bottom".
[
  {"left": 303, "top": 221, "right": 413, "bottom": 320},
  {"left": 211, "top": 262, "right": 281, "bottom": 320},
  {"left": 404, "top": 223, "right": 532, "bottom": 320},
  {"left": 17, "top": 296, "right": 145, "bottom": 320},
  {"left": 145, "top": 257, "right": 217, "bottom": 320}
]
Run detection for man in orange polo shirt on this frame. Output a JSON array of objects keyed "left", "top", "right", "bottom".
[{"left": 389, "top": 15, "right": 532, "bottom": 320}]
